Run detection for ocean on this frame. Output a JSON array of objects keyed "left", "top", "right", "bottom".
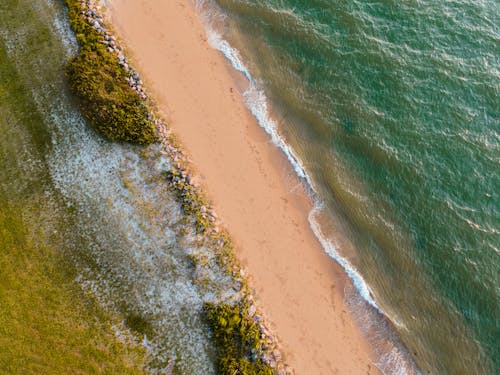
[
  {"left": 1, "top": 0, "right": 498, "bottom": 374},
  {"left": 197, "top": 0, "right": 499, "bottom": 373}
]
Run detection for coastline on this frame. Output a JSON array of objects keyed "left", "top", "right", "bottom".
[{"left": 106, "top": 0, "right": 381, "bottom": 374}]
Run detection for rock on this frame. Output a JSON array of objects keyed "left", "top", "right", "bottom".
[{"left": 248, "top": 304, "right": 256, "bottom": 317}]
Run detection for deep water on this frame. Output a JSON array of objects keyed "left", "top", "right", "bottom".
[{"left": 202, "top": 0, "right": 499, "bottom": 373}]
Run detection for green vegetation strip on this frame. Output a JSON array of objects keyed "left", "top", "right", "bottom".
[{"left": 65, "top": 0, "right": 156, "bottom": 144}]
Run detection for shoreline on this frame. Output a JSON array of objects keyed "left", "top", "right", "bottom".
[{"left": 107, "top": 0, "right": 381, "bottom": 374}]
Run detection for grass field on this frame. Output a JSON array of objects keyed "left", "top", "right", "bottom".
[{"left": 0, "top": 0, "right": 148, "bottom": 372}]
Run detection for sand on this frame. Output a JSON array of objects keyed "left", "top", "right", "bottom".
[{"left": 108, "top": 1, "right": 380, "bottom": 373}]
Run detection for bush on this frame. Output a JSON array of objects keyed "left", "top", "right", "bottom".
[
  {"left": 65, "top": 0, "right": 157, "bottom": 144},
  {"left": 204, "top": 302, "right": 275, "bottom": 375},
  {"left": 125, "top": 312, "right": 153, "bottom": 337}
]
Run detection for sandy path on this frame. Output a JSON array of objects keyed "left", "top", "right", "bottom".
[{"left": 108, "top": 1, "right": 380, "bottom": 373}]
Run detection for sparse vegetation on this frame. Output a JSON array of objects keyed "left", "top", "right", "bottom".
[
  {"left": 0, "top": 203, "right": 147, "bottom": 374},
  {"left": 0, "top": 7, "right": 148, "bottom": 369}
]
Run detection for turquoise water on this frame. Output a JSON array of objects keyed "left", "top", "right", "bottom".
[{"left": 202, "top": 0, "right": 499, "bottom": 373}]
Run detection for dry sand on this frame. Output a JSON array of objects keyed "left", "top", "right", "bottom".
[{"left": 108, "top": 0, "right": 380, "bottom": 373}]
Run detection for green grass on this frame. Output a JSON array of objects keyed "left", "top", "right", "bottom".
[
  {"left": 0, "top": 203, "right": 147, "bottom": 374},
  {"left": 0, "top": 2, "right": 149, "bottom": 371},
  {"left": 64, "top": 0, "right": 157, "bottom": 145}
]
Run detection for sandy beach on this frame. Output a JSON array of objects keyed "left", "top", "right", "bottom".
[{"left": 108, "top": 0, "right": 380, "bottom": 373}]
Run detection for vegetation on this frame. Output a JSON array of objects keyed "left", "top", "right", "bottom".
[
  {"left": 165, "top": 169, "right": 211, "bottom": 233},
  {"left": 125, "top": 312, "right": 153, "bottom": 338},
  {"left": 204, "top": 302, "right": 275, "bottom": 375},
  {"left": 0, "top": 203, "right": 147, "bottom": 374},
  {"left": 64, "top": 0, "right": 156, "bottom": 144},
  {"left": 0, "top": 3, "right": 148, "bottom": 370}
]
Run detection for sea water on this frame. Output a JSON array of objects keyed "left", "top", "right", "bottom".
[{"left": 196, "top": 0, "right": 499, "bottom": 374}]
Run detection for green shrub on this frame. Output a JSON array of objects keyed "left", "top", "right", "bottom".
[
  {"left": 204, "top": 302, "right": 275, "bottom": 375},
  {"left": 125, "top": 312, "right": 153, "bottom": 337},
  {"left": 64, "top": 0, "right": 156, "bottom": 144}
]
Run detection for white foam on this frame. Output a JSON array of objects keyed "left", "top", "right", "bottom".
[
  {"left": 376, "top": 346, "right": 421, "bottom": 375},
  {"left": 308, "top": 204, "right": 383, "bottom": 312},
  {"left": 206, "top": 29, "right": 312, "bottom": 186}
]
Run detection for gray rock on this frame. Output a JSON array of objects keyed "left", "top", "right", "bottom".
[{"left": 248, "top": 304, "right": 256, "bottom": 317}]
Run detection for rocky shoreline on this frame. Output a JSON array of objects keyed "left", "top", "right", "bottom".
[
  {"left": 80, "top": 0, "right": 146, "bottom": 100},
  {"left": 70, "top": 1, "right": 291, "bottom": 374}
]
